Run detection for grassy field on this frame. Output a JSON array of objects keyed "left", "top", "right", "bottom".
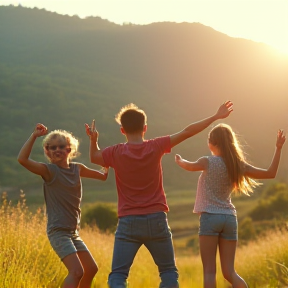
[
  {"left": 5, "top": 184, "right": 262, "bottom": 250},
  {"left": 1, "top": 195, "right": 288, "bottom": 288}
]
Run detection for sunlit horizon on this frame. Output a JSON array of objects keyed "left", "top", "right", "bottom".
[{"left": 2, "top": 0, "right": 288, "bottom": 54}]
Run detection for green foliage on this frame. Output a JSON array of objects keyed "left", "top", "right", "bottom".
[
  {"left": 0, "top": 5, "right": 287, "bottom": 192},
  {"left": 238, "top": 217, "right": 256, "bottom": 243},
  {"left": 81, "top": 203, "right": 118, "bottom": 232},
  {"left": 261, "top": 182, "right": 288, "bottom": 199},
  {"left": 249, "top": 183, "right": 288, "bottom": 221}
]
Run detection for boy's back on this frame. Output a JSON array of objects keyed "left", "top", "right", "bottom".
[
  {"left": 85, "top": 101, "right": 233, "bottom": 288},
  {"left": 102, "top": 136, "right": 171, "bottom": 217}
]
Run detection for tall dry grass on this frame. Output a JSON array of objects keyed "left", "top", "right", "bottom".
[
  {"left": 1, "top": 191, "right": 288, "bottom": 287},
  {"left": 234, "top": 227, "right": 288, "bottom": 287}
]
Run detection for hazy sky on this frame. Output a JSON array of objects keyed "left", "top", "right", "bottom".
[{"left": 2, "top": 0, "right": 288, "bottom": 54}]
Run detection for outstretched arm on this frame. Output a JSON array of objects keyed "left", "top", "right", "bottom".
[
  {"left": 78, "top": 163, "right": 108, "bottom": 181},
  {"left": 85, "top": 120, "right": 106, "bottom": 167},
  {"left": 244, "top": 129, "right": 286, "bottom": 179},
  {"left": 175, "top": 154, "right": 208, "bottom": 171},
  {"left": 17, "top": 123, "right": 51, "bottom": 181},
  {"left": 170, "top": 101, "right": 233, "bottom": 148}
]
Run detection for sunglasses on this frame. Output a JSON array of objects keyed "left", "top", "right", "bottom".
[{"left": 46, "top": 145, "right": 68, "bottom": 151}]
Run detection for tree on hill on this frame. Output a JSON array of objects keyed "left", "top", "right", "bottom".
[{"left": 0, "top": 5, "right": 287, "bottom": 190}]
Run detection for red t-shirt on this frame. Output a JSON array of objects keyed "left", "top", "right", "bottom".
[{"left": 102, "top": 136, "right": 171, "bottom": 217}]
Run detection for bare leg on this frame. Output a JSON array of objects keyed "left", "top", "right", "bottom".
[
  {"left": 199, "top": 235, "right": 219, "bottom": 288},
  {"left": 62, "top": 253, "right": 84, "bottom": 288},
  {"left": 218, "top": 238, "right": 248, "bottom": 288},
  {"left": 77, "top": 251, "right": 98, "bottom": 288}
]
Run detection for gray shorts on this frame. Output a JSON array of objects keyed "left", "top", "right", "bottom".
[
  {"left": 199, "top": 213, "right": 238, "bottom": 240},
  {"left": 47, "top": 228, "right": 88, "bottom": 260}
]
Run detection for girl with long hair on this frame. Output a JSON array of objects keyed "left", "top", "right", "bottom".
[{"left": 175, "top": 123, "right": 286, "bottom": 288}]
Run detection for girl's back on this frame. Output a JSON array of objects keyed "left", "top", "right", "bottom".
[{"left": 194, "top": 156, "right": 236, "bottom": 215}]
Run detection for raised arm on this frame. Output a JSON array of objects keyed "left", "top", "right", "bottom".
[
  {"left": 175, "top": 154, "right": 208, "bottom": 171},
  {"left": 17, "top": 123, "right": 51, "bottom": 181},
  {"left": 170, "top": 101, "right": 233, "bottom": 148},
  {"left": 244, "top": 129, "right": 286, "bottom": 179},
  {"left": 85, "top": 120, "right": 106, "bottom": 167}
]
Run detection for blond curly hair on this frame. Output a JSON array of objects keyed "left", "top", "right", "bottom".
[{"left": 42, "top": 129, "right": 80, "bottom": 161}]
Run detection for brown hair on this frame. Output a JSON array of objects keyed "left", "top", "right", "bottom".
[
  {"left": 208, "top": 123, "right": 260, "bottom": 195},
  {"left": 115, "top": 103, "right": 147, "bottom": 134}
]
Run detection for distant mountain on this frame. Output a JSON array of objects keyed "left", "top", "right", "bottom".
[{"left": 0, "top": 5, "right": 287, "bottom": 190}]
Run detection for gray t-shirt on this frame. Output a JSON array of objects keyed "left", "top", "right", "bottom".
[
  {"left": 193, "top": 156, "right": 236, "bottom": 215},
  {"left": 43, "top": 163, "right": 82, "bottom": 233}
]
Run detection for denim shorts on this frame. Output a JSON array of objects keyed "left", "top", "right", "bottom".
[
  {"left": 199, "top": 213, "right": 238, "bottom": 240},
  {"left": 47, "top": 228, "right": 88, "bottom": 260}
]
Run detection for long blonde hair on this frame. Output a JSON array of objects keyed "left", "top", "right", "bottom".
[{"left": 208, "top": 123, "right": 260, "bottom": 195}]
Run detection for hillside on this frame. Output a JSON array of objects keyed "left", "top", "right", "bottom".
[{"left": 0, "top": 5, "right": 287, "bottom": 193}]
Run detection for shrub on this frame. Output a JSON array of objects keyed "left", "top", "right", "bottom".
[
  {"left": 238, "top": 217, "right": 256, "bottom": 244},
  {"left": 249, "top": 190, "right": 288, "bottom": 221},
  {"left": 81, "top": 203, "right": 118, "bottom": 232},
  {"left": 261, "top": 182, "right": 288, "bottom": 199}
]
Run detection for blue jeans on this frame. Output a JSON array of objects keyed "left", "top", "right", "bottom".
[{"left": 108, "top": 212, "right": 179, "bottom": 288}]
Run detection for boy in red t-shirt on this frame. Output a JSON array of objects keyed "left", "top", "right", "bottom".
[{"left": 85, "top": 101, "right": 233, "bottom": 288}]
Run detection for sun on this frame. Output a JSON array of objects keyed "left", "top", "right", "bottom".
[
  {"left": 274, "top": 45, "right": 288, "bottom": 56},
  {"left": 265, "top": 38, "right": 288, "bottom": 56}
]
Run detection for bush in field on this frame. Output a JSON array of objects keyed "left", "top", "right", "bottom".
[
  {"left": 81, "top": 203, "right": 118, "bottom": 232},
  {"left": 261, "top": 182, "right": 288, "bottom": 199},
  {"left": 238, "top": 217, "right": 256, "bottom": 244},
  {"left": 248, "top": 182, "right": 288, "bottom": 221},
  {"left": 249, "top": 190, "right": 288, "bottom": 221}
]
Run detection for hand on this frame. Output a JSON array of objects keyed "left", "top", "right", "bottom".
[
  {"left": 175, "top": 154, "right": 182, "bottom": 163},
  {"left": 33, "top": 123, "right": 48, "bottom": 137},
  {"left": 85, "top": 119, "right": 99, "bottom": 141},
  {"left": 101, "top": 167, "right": 109, "bottom": 174},
  {"left": 276, "top": 129, "right": 286, "bottom": 149},
  {"left": 215, "top": 100, "right": 233, "bottom": 119}
]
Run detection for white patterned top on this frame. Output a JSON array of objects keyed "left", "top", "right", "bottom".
[{"left": 193, "top": 156, "right": 236, "bottom": 215}]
